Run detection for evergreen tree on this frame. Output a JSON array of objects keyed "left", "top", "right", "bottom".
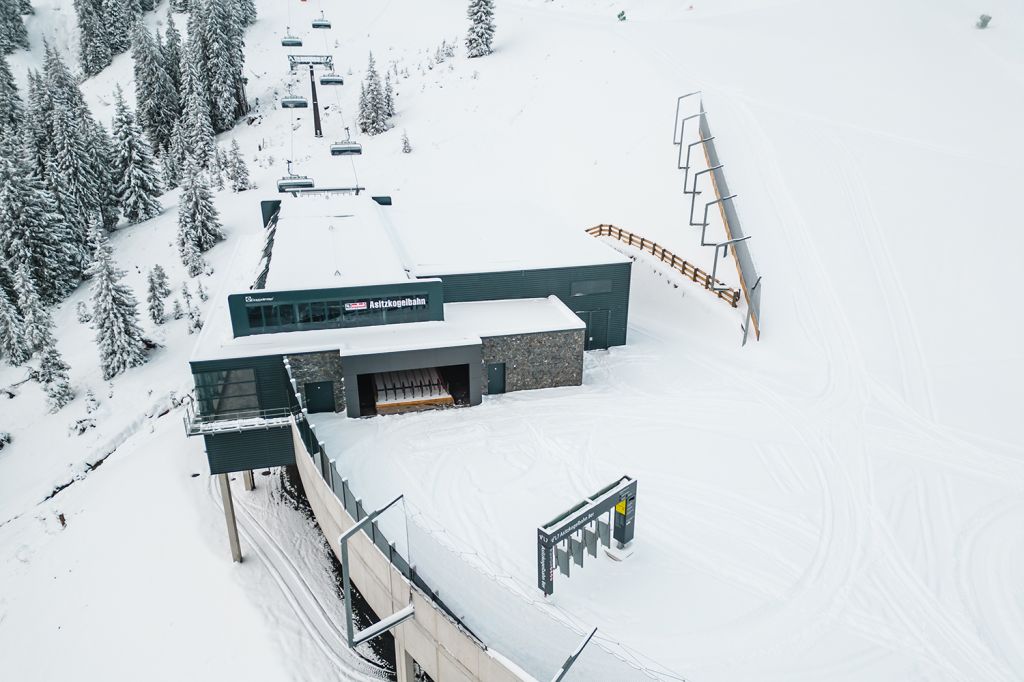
[
  {"left": 170, "top": 0, "right": 187, "bottom": 12},
  {"left": 12, "top": 260, "right": 51, "bottom": 353},
  {"left": 87, "top": 120, "right": 122, "bottom": 231},
  {"left": 0, "top": 147, "right": 79, "bottom": 301},
  {"left": 401, "top": 129, "right": 412, "bottom": 153},
  {"left": 226, "top": 139, "right": 249, "bottom": 191},
  {"left": 384, "top": 73, "right": 395, "bottom": 118},
  {"left": 150, "top": 263, "right": 170, "bottom": 297},
  {"left": 201, "top": 0, "right": 244, "bottom": 131},
  {"left": 235, "top": 0, "right": 255, "bottom": 26},
  {"left": 0, "top": 54, "right": 22, "bottom": 138},
  {"left": 75, "top": 300, "right": 91, "bottom": 324},
  {"left": 466, "top": 0, "right": 496, "bottom": 58},
  {"left": 0, "top": 0, "right": 30, "bottom": 55},
  {"left": 87, "top": 221, "right": 146, "bottom": 379},
  {"left": 177, "top": 157, "right": 223, "bottom": 276},
  {"left": 22, "top": 70, "right": 51, "bottom": 180},
  {"left": 358, "top": 52, "right": 389, "bottom": 135},
  {"left": 111, "top": 86, "right": 163, "bottom": 223},
  {"left": 102, "top": 0, "right": 134, "bottom": 55},
  {"left": 48, "top": 103, "right": 97, "bottom": 267},
  {"left": 39, "top": 345, "right": 73, "bottom": 411},
  {"left": 180, "top": 35, "right": 215, "bottom": 166},
  {"left": 138, "top": 0, "right": 153, "bottom": 11},
  {"left": 146, "top": 267, "right": 165, "bottom": 323},
  {"left": 19, "top": 0, "right": 32, "bottom": 15},
  {"left": 170, "top": 297, "right": 183, "bottom": 320},
  {"left": 74, "top": 0, "right": 113, "bottom": 76},
  {"left": 162, "top": 11, "right": 182, "bottom": 95},
  {"left": 0, "top": 283, "right": 27, "bottom": 365},
  {"left": 132, "top": 24, "right": 179, "bottom": 151}
]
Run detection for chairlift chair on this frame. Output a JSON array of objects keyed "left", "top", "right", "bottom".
[
  {"left": 280, "top": 95, "right": 308, "bottom": 109},
  {"left": 312, "top": 12, "right": 331, "bottom": 29},
  {"left": 277, "top": 161, "right": 314, "bottom": 193},
  {"left": 330, "top": 128, "right": 362, "bottom": 156},
  {"left": 281, "top": 28, "right": 302, "bottom": 47},
  {"left": 319, "top": 72, "right": 344, "bottom": 86}
]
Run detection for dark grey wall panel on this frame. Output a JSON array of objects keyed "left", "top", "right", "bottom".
[
  {"left": 190, "top": 355, "right": 291, "bottom": 412},
  {"left": 426, "top": 262, "right": 632, "bottom": 348},
  {"left": 203, "top": 426, "right": 295, "bottom": 474}
]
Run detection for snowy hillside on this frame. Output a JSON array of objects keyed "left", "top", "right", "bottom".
[{"left": 2, "top": 0, "right": 1023, "bottom": 680}]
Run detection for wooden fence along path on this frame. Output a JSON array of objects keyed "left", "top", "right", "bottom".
[{"left": 586, "top": 224, "right": 741, "bottom": 307}]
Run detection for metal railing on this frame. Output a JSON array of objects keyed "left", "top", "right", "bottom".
[{"left": 182, "top": 402, "right": 297, "bottom": 436}]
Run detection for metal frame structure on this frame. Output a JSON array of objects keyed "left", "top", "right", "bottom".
[
  {"left": 288, "top": 54, "right": 334, "bottom": 71},
  {"left": 710, "top": 236, "right": 751, "bottom": 292},
  {"left": 699, "top": 194, "right": 738, "bottom": 246},
  {"left": 338, "top": 495, "right": 416, "bottom": 647},
  {"left": 551, "top": 628, "right": 598, "bottom": 682},
  {"left": 537, "top": 476, "right": 637, "bottom": 596},
  {"left": 689, "top": 164, "right": 723, "bottom": 225}
]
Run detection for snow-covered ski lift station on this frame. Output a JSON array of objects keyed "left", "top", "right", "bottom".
[{"left": 184, "top": 193, "right": 631, "bottom": 474}]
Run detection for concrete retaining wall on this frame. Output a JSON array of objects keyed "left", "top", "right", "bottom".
[{"left": 290, "top": 421, "right": 529, "bottom": 682}]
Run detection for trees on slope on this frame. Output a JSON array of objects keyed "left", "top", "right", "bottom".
[
  {"left": 0, "top": 55, "right": 20, "bottom": 140},
  {"left": 74, "top": 0, "right": 113, "bottom": 76},
  {"left": 225, "top": 139, "right": 249, "bottom": 192},
  {"left": 132, "top": 24, "right": 179, "bottom": 152},
  {"left": 87, "top": 221, "right": 146, "bottom": 379},
  {"left": 466, "top": 0, "right": 496, "bottom": 58},
  {"left": 0, "top": 281, "right": 28, "bottom": 366},
  {"left": 111, "top": 86, "right": 162, "bottom": 223},
  {"left": 146, "top": 264, "right": 169, "bottom": 324},
  {"left": 39, "top": 345, "right": 74, "bottom": 411},
  {"left": 0, "top": 0, "right": 29, "bottom": 55},
  {"left": 177, "top": 157, "right": 223, "bottom": 276},
  {"left": 358, "top": 52, "right": 391, "bottom": 136}
]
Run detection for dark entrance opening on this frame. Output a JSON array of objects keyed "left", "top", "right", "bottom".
[
  {"left": 486, "top": 362, "right": 506, "bottom": 394},
  {"left": 355, "top": 365, "right": 470, "bottom": 417},
  {"left": 304, "top": 381, "right": 336, "bottom": 413}
]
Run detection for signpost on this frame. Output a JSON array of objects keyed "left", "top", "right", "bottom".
[{"left": 537, "top": 476, "right": 637, "bottom": 596}]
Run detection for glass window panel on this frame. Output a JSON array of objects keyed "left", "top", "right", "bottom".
[
  {"left": 310, "top": 302, "right": 326, "bottom": 322},
  {"left": 570, "top": 280, "right": 613, "bottom": 297},
  {"left": 298, "top": 303, "right": 312, "bottom": 324},
  {"left": 327, "top": 302, "right": 342, "bottom": 320},
  {"left": 262, "top": 305, "right": 280, "bottom": 327},
  {"left": 278, "top": 304, "right": 295, "bottom": 324},
  {"left": 247, "top": 306, "right": 263, "bottom": 328}
]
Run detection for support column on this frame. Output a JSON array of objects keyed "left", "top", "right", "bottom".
[
  {"left": 393, "top": 626, "right": 414, "bottom": 682},
  {"left": 243, "top": 469, "right": 255, "bottom": 491},
  {"left": 218, "top": 473, "right": 242, "bottom": 562}
]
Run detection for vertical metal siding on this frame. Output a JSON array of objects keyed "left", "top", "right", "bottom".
[
  {"left": 427, "top": 262, "right": 631, "bottom": 347},
  {"left": 203, "top": 427, "right": 296, "bottom": 474}
]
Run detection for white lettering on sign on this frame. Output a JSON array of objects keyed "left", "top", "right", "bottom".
[{"left": 245, "top": 296, "right": 274, "bottom": 303}]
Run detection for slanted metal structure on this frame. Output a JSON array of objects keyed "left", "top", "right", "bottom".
[
  {"left": 537, "top": 476, "right": 637, "bottom": 596},
  {"left": 288, "top": 54, "right": 334, "bottom": 71}
]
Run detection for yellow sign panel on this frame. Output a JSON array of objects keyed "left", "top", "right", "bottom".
[{"left": 615, "top": 500, "right": 627, "bottom": 515}]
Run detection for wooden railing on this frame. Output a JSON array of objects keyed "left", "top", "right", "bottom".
[{"left": 586, "top": 224, "right": 741, "bottom": 308}]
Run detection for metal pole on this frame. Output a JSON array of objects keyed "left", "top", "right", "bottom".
[
  {"left": 683, "top": 136, "right": 714, "bottom": 193},
  {"left": 676, "top": 111, "right": 707, "bottom": 169},
  {"left": 243, "top": 470, "right": 255, "bottom": 491},
  {"left": 689, "top": 164, "right": 723, "bottom": 226},
  {"left": 711, "top": 236, "right": 751, "bottom": 291},
  {"left": 551, "top": 628, "right": 598, "bottom": 682},
  {"left": 309, "top": 65, "right": 323, "bottom": 138},
  {"left": 218, "top": 473, "right": 242, "bottom": 562},
  {"left": 701, "top": 194, "right": 738, "bottom": 245},
  {"left": 672, "top": 91, "right": 701, "bottom": 144}
]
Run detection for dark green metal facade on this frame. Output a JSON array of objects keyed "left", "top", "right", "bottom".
[
  {"left": 425, "top": 262, "right": 632, "bottom": 348},
  {"left": 203, "top": 427, "right": 295, "bottom": 474}
]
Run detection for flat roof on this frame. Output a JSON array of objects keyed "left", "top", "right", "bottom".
[
  {"left": 386, "top": 201, "right": 630, "bottom": 277},
  {"left": 443, "top": 296, "right": 584, "bottom": 337},
  {"left": 263, "top": 197, "right": 410, "bottom": 290}
]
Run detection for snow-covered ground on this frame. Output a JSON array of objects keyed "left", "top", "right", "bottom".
[{"left": 2, "top": 0, "right": 1023, "bottom": 680}]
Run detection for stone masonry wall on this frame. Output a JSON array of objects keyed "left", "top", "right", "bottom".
[
  {"left": 480, "top": 329, "right": 584, "bottom": 394},
  {"left": 286, "top": 352, "right": 346, "bottom": 412}
]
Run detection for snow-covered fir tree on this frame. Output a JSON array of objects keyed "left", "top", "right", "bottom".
[
  {"left": 132, "top": 24, "right": 179, "bottom": 151},
  {"left": 162, "top": 10, "right": 182, "bottom": 94},
  {"left": 226, "top": 139, "right": 250, "bottom": 191},
  {"left": 101, "top": 0, "right": 134, "bottom": 55},
  {"left": 0, "top": 147, "right": 79, "bottom": 301},
  {"left": 466, "top": 0, "right": 496, "bottom": 58},
  {"left": 84, "top": 386, "right": 99, "bottom": 413},
  {"left": 0, "top": 0, "right": 29, "bottom": 55},
  {"left": 177, "top": 156, "right": 223, "bottom": 276},
  {"left": 384, "top": 73, "right": 395, "bottom": 118},
  {"left": 0, "top": 54, "right": 20, "bottom": 140},
  {"left": 235, "top": 0, "right": 256, "bottom": 26},
  {"left": 12, "top": 261, "right": 52, "bottom": 354},
  {"left": 196, "top": 280, "right": 208, "bottom": 301},
  {"left": 86, "top": 221, "right": 147, "bottom": 379},
  {"left": 162, "top": 119, "right": 186, "bottom": 188},
  {"left": 19, "top": 0, "right": 32, "bottom": 15},
  {"left": 170, "top": 0, "right": 187, "bottom": 13},
  {"left": 401, "top": 129, "right": 412, "bottom": 153},
  {"left": 87, "top": 120, "right": 122, "bottom": 232},
  {"left": 170, "top": 298, "right": 183, "bottom": 320},
  {"left": 180, "top": 35, "right": 215, "bottom": 166},
  {"left": 200, "top": 0, "right": 247, "bottom": 131},
  {"left": 150, "top": 263, "right": 170, "bottom": 297},
  {"left": 146, "top": 267, "right": 166, "bottom": 324},
  {"left": 39, "top": 346, "right": 74, "bottom": 411},
  {"left": 47, "top": 104, "right": 97, "bottom": 270},
  {"left": 75, "top": 301, "right": 91, "bottom": 324},
  {"left": 74, "top": 0, "right": 112, "bottom": 76},
  {"left": 358, "top": 52, "right": 390, "bottom": 135},
  {"left": 0, "top": 283, "right": 27, "bottom": 366},
  {"left": 111, "top": 86, "right": 163, "bottom": 223}
]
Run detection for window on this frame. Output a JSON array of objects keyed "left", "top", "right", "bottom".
[
  {"left": 327, "top": 302, "right": 342, "bottom": 320},
  {"left": 309, "top": 302, "right": 327, "bottom": 323},
  {"left": 262, "top": 305, "right": 280, "bottom": 327},
  {"left": 570, "top": 279, "right": 613, "bottom": 297},
  {"left": 278, "top": 304, "right": 295, "bottom": 325},
  {"left": 298, "top": 303, "right": 312, "bottom": 324},
  {"left": 247, "top": 306, "right": 263, "bottom": 328},
  {"left": 193, "top": 368, "right": 260, "bottom": 416}
]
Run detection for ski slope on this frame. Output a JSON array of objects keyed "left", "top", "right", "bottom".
[{"left": 1, "top": 0, "right": 1022, "bottom": 680}]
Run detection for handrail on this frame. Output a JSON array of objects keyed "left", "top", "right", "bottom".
[
  {"left": 586, "top": 224, "right": 741, "bottom": 307},
  {"left": 183, "top": 403, "right": 298, "bottom": 436}
]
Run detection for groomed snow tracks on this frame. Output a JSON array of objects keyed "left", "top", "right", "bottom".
[{"left": 586, "top": 224, "right": 741, "bottom": 307}]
